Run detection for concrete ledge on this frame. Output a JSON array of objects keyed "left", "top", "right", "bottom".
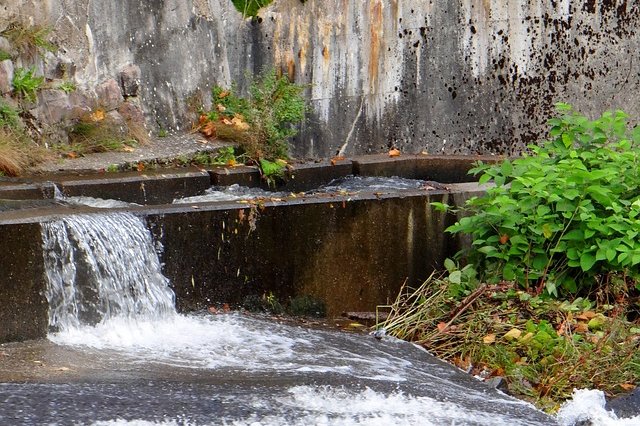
[
  {"left": 0, "top": 182, "right": 56, "bottom": 200},
  {"left": 55, "top": 170, "right": 212, "bottom": 205},
  {"left": 353, "top": 154, "right": 503, "bottom": 182}
]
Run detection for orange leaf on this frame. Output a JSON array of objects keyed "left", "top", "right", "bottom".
[
  {"left": 201, "top": 121, "right": 216, "bottom": 137},
  {"left": 222, "top": 303, "right": 231, "bottom": 313},
  {"left": 499, "top": 234, "right": 509, "bottom": 244},
  {"left": 388, "top": 148, "right": 401, "bottom": 157},
  {"left": 136, "top": 162, "right": 145, "bottom": 172},
  {"left": 89, "top": 109, "right": 105, "bottom": 122},
  {"left": 620, "top": 383, "right": 636, "bottom": 392},
  {"left": 437, "top": 322, "right": 448, "bottom": 332},
  {"left": 483, "top": 334, "right": 496, "bottom": 344},
  {"left": 330, "top": 156, "right": 346, "bottom": 166}
]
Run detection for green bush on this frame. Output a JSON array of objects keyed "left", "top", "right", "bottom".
[
  {"left": 447, "top": 103, "right": 640, "bottom": 297},
  {"left": 203, "top": 70, "right": 306, "bottom": 184}
]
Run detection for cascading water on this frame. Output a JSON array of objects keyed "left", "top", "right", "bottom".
[
  {"left": 42, "top": 213, "right": 175, "bottom": 331},
  {"left": 26, "top": 211, "right": 565, "bottom": 425}
]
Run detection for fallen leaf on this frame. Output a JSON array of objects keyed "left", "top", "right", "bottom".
[
  {"left": 348, "top": 323, "right": 365, "bottom": 328},
  {"left": 483, "top": 334, "right": 496, "bottom": 344},
  {"left": 620, "top": 383, "right": 636, "bottom": 392},
  {"left": 588, "top": 313, "right": 607, "bottom": 331},
  {"left": 122, "top": 146, "right": 136, "bottom": 153},
  {"left": 503, "top": 328, "right": 522, "bottom": 340},
  {"left": 208, "top": 306, "right": 218, "bottom": 314},
  {"left": 201, "top": 120, "right": 216, "bottom": 137},
  {"left": 89, "top": 109, "right": 105, "bottom": 122},
  {"left": 582, "top": 311, "right": 597, "bottom": 319},
  {"left": 222, "top": 303, "right": 231, "bottom": 313},
  {"left": 388, "top": 148, "right": 401, "bottom": 157},
  {"left": 330, "top": 156, "right": 346, "bottom": 166},
  {"left": 574, "top": 323, "right": 589, "bottom": 333},
  {"left": 437, "top": 322, "right": 448, "bottom": 332},
  {"left": 136, "top": 162, "right": 145, "bottom": 172}
]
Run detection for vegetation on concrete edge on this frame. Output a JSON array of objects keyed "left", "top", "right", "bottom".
[
  {"left": 383, "top": 104, "right": 640, "bottom": 412},
  {"left": 199, "top": 69, "right": 306, "bottom": 186},
  {"left": 61, "top": 108, "right": 148, "bottom": 158},
  {"left": 380, "top": 266, "right": 640, "bottom": 412},
  {"left": 443, "top": 103, "right": 640, "bottom": 298}
]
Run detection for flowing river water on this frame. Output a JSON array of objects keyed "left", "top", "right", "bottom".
[{"left": 0, "top": 193, "right": 633, "bottom": 424}]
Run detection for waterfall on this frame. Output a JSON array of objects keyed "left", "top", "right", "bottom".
[{"left": 41, "top": 212, "right": 176, "bottom": 331}]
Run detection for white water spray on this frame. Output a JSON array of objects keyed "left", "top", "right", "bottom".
[{"left": 41, "top": 213, "right": 175, "bottom": 331}]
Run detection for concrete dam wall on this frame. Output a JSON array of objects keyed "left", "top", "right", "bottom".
[{"left": 1, "top": 0, "right": 638, "bottom": 158}]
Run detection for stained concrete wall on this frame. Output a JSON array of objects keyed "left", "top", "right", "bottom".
[{"left": 2, "top": 1, "right": 638, "bottom": 156}]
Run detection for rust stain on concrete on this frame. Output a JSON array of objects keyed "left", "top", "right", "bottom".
[{"left": 369, "top": 1, "right": 383, "bottom": 93}]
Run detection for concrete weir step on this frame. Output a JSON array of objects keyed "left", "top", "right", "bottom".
[{"left": 0, "top": 154, "right": 499, "bottom": 342}]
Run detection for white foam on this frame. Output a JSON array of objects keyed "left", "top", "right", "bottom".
[
  {"left": 557, "top": 389, "right": 640, "bottom": 426},
  {"left": 90, "top": 385, "right": 542, "bottom": 426}
]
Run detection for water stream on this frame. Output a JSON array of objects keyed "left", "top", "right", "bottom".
[{"left": 0, "top": 211, "right": 625, "bottom": 424}]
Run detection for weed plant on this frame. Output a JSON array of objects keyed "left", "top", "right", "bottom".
[
  {"left": 444, "top": 104, "right": 640, "bottom": 297},
  {"left": 380, "top": 265, "right": 640, "bottom": 412},
  {"left": 1, "top": 22, "right": 56, "bottom": 58},
  {"left": 0, "top": 100, "right": 20, "bottom": 129},
  {"left": 12, "top": 67, "right": 44, "bottom": 102},
  {"left": 64, "top": 110, "right": 145, "bottom": 157},
  {"left": 200, "top": 70, "right": 306, "bottom": 185},
  {"left": 0, "top": 128, "right": 48, "bottom": 175}
]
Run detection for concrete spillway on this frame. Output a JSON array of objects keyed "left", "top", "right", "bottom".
[{"left": 0, "top": 155, "right": 494, "bottom": 342}]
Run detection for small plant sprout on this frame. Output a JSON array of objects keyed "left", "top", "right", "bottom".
[{"left": 57, "top": 81, "right": 76, "bottom": 94}]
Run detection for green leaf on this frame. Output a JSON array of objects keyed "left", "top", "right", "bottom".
[
  {"left": 444, "top": 258, "right": 456, "bottom": 273},
  {"left": 580, "top": 252, "right": 597, "bottom": 272},
  {"left": 449, "top": 270, "right": 462, "bottom": 285}
]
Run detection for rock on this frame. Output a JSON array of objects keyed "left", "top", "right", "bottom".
[
  {"left": 119, "top": 64, "right": 141, "bottom": 98},
  {"left": 485, "top": 376, "right": 509, "bottom": 394},
  {"left": 0, "top": 59, "right": 14, "bottom": 95},
  {"left": 95, "top": 78, "right": 123, "bottom": 111},
  {"left": 118, "top": 99, "right": 145, "bottom": 124},
  {"left": 33, "top": 89, "right": 71, "bottom": 124},
  {"left": 606, "top": 388, "right": 640, "bottom": 419}
]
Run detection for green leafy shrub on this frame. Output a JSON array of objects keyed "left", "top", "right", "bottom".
[
  {"left": 12, "top": 67, "right": 44, "bottom": 102},
  {"left": 201, "top": 70, "right": 306, "bottom": 184},
  {"left": 447, "top": 104, "right": 640, "bottom": 297}
]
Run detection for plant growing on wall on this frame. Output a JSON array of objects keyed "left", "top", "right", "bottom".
[
  {"left": 199, "top": 69, "right": 306, "bottom": 185},
  {"left": 12, "top": 67, "right": 44, "bottom": 102},
  {"left": 445, "top": 103, "right": 640, "bottom": 298},
  {"left": 1, "top": 22, "right": 56, "bottom": 58}
]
